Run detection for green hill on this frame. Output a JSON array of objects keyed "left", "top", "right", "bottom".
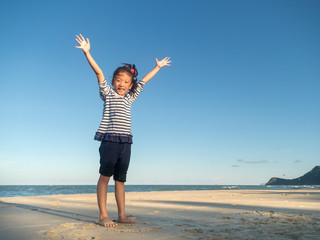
[{"left": 266, "top": 166, "right": 320, "bottom": 185}]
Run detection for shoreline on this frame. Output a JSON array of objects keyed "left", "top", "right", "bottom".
[
  {"left": 1, "top": 189, "right": 320, "bottom": 239},
  {"left": 2, "top": 184, "right": 320, "bottom": 198}
]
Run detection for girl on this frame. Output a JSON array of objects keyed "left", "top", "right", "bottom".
[{"left": 75, "top": 34, "right": 171, "bottom": 227}]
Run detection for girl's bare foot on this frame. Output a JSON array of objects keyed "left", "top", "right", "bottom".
[
  {"left": 99, "top": 218, "right": 118, "bottom": 227},
  {"left": 118, "top": 215, "right": 137, "bottom": 224}
]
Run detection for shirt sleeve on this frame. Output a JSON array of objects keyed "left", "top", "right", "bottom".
[
  {"left": 130, "top": 81, "right": 146, "bottom": 101},
  {"left": 98, "top": 79, "right": 112, "bottom": 101}
]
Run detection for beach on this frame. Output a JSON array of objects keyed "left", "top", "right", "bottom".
[{"left": 1, "top": 189, "right": 319, "bottom": 240}]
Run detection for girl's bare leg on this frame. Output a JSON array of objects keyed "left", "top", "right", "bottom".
[
  {"left": 115, "top": 180, "right": 137, "bottom": 223},
  {"left": 97, "top": 175, "right": 118, "bottom": 227}
]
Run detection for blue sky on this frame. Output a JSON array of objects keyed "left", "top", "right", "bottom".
[{"left": 1, "top": 0, "right": 319, "bottom": 185}]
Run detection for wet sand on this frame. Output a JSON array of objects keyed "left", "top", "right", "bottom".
[{"left": 1, "top": 189, "right": 320, "bottom": 239}]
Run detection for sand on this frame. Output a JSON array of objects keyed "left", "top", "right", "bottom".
[{"left": 1, "top": 189, "right": 320, "bottom": 240}]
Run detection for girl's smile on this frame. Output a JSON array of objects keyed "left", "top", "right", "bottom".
[{"left": 112, "top": 72, "right": 133, "bottom": 96}]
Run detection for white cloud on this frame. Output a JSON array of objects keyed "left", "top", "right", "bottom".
[
  {"left": 235, "top": 159, "right": 269, "bottom": 165},
  {"left": 244, "top": 160, "right": 269, "bottom": 164}
]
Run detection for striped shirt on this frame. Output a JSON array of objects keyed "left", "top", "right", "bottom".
[{"left": 94, "top": 79, "right": 145, "bottom": 143}]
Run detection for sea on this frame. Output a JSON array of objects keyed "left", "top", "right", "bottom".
[{"left": 1, "top": 185, "right": 320, "bottom": 198}]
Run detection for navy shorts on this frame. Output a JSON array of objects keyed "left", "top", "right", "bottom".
[{"left": 99, "top": 141, "right": 131, "bottom": 182}]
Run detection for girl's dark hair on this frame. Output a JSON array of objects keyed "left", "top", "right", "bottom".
[{"left": 112, "top": 63, "right": 138, "bottom": 95}]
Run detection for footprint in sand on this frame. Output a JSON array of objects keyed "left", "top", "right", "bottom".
[{"left": 49, "top": 200, "right": 63, "bottom": 206}]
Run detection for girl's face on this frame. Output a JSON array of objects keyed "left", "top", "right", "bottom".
[{"left": 112, "top": 72, "right": 133, "bottom": 96}]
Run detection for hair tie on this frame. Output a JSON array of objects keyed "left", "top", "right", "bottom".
[{"left": 130, "top": 69, "right": 135, "bottom": 74}]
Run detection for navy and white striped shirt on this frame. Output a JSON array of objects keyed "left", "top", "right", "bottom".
[{"left": 94, "top": 79, "right": 145, "bottom": 143}]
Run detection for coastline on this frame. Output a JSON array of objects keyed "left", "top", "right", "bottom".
[
  {"left": 2, "top": 184, "right": 319, "bottom": 198},
  {"left": 1, "top": 189, "right": 320, "bottom": 239}
]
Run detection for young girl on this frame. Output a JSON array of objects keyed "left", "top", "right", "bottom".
[{"left": 75, "top": 34, "right": 171, "bottom": 227}]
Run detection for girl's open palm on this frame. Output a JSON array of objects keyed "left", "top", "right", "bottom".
[
  {"left": 75, "top": 34, "right": 90, "bottom": 53},
  {"left": 156, "top": 57, "right": 171, "bottom": 68}
]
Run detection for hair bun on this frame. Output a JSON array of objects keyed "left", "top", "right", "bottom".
[{"left": 122, "top": 63, "right": 138, "bottom": 78}]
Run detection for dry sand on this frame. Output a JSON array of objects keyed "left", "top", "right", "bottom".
[{"left": 1, "top": 189, "right": 320, "bottom": 240}]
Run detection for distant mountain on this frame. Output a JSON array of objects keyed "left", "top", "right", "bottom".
[{"left": 266, "top": 166, "right": 320, "bottom": 185}]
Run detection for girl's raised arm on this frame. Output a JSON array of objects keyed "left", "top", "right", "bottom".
[
  {"left": 75, "top": 34, "right": 105, "bottom": 83},
  {"left": 140, "top": 57, "right": 171, "bottom": 84}
]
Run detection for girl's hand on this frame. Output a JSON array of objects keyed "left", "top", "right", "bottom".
[
  {"left": 140, "top": 57, "right": 172, "bottom": 84},
  {"left": 156, "top": 57, "right": 171, "bottom": 68},
  {"left": 75, "top": 34, "right": 90, "bottom": 53}
]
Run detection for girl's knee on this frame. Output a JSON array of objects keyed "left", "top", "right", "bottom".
[{"left": 99, "top": 175, "right": 111, "bottom": 183}]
